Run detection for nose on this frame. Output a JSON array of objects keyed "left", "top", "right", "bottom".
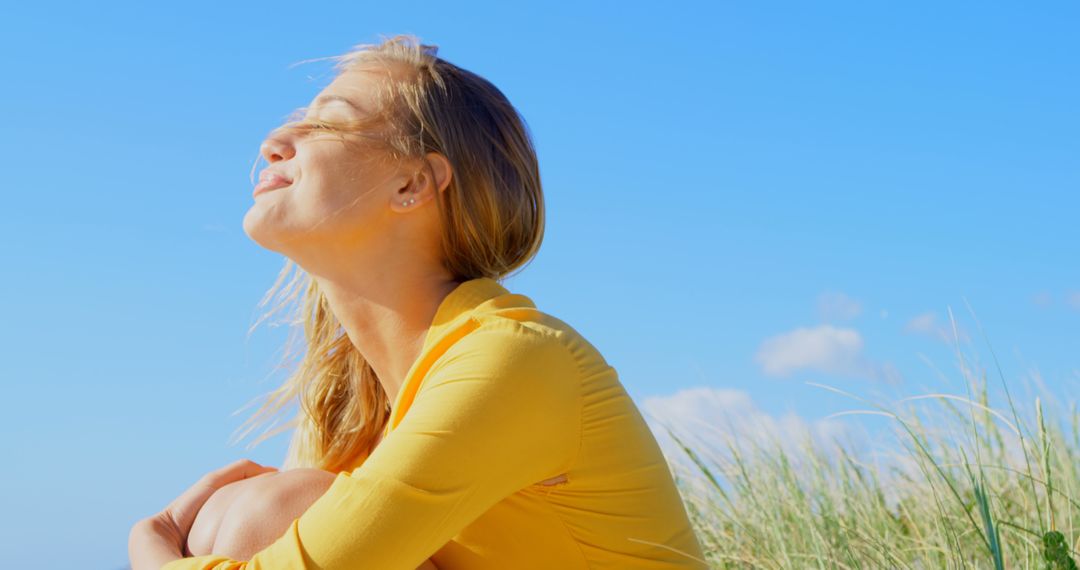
[{"left": 259, "top": 126, "right": 296, "bottom": 163}]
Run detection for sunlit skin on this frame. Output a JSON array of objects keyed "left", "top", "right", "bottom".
[
  {"left": 244, "top": 63, "right": 458, "bottom": 408},
  {"left": 184, "top": 64, "right": 457, "bottom": 568},
  {"left": 184, "top": 470, "right": 330, "bottom": 559}
]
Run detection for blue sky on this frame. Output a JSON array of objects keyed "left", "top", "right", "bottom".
[{"left": 1, "top": 1, "right": 1077, "bottom": 567}]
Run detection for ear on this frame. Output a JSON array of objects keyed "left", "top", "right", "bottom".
[{"left": 391, "top": 152, "right": 454, "bottom": 212}]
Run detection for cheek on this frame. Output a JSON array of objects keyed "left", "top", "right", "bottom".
[
  {"left": 303, "top": 168, "right": 389, "bottom": 228},
  {"left": 242, "top": 178, "right": 369, "bottom": 246},
  {"left": 242, "top": 153, "right": 389, "bottom": 247}
]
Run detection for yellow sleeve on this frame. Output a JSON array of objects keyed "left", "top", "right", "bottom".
[{"left": 163, "top": 324, "right": 582, "bottom": 570}]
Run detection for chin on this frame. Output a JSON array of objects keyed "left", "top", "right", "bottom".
[{"left": 242, "top": 209, "right": 286, "bottom": 253}]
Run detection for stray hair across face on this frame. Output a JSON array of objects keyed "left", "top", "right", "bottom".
[{"left": 231, "top": 34, "right": 546, "bottom": 472}]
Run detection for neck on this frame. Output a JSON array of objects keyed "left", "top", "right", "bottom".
[{"left": 311, "top": 267, "right": 461, "bottom": 405}]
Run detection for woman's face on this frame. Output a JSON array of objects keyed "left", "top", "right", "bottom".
[{"left": 243, "top": 68, "right": 413, "bottom": 260}]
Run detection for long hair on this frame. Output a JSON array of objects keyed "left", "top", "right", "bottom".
[{"left": 230, "top": 34, "right": 545, "bottom": 472}]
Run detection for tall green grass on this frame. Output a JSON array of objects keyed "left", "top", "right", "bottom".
[{"left": 659, "top": 329, "right": 1080, "bottom": 568}]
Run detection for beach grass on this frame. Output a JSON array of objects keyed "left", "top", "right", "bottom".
[{"left": 660, "top": 337, "right": 1080, "bottom": 568}]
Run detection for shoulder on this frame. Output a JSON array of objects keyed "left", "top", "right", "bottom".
[
  {"left": 465, "top": 298, "right": 606, "bottom": 370},
  {"left": 409, "top": 309, "right": 591, "bottom": 420},
  {"left": 429, "top": 314, "right": 583, "bottom": 385},
  {"left": 386, "top": 301, "right": 588, "bottom": 475}
]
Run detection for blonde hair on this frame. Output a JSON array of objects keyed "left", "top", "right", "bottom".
[{"left": 231, "top": 34, "right": 545, "bottom": 472}]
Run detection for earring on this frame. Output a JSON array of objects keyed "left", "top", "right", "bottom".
[{"left": 402, "top": 197, "right": 416, "bottom": 206}]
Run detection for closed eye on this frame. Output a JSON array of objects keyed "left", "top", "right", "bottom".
[{"left": 292, "top": 120, "right": 332, "bottom": 131}]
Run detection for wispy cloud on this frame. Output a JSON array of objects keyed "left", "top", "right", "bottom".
[
  {"left": 904, "top": 311, "right": 970, "bottom": 344},
  {"left": 817, "top": 291, "right": 863, "bottom": 322},
  {"left": 641, "top": 386, "right": 858, "bottom": 482},
  {"left": 1028, "top": 290, "right": 1080, "bottom": 311},
  {"left": 755, "top": 325, "right": 863, "bottom": 377},
  {"left": 1032, "top": 291, "right": 1053, "bottom": 308},
  {"left": 754, "top": 325, "right": 857, "bottom": 376},
  {"left": 642, "top": 385, "right": 1036, "bottom": 513},
  {"left": 754, "top": 325, "right": 901, "bottom": 383}
]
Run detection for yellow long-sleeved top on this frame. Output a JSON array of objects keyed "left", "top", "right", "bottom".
[{"left": 163, "top": 277, "right": 707, "bottom": 570}]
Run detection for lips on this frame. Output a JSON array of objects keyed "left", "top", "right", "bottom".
[{"left": 254, "top": 171, "right": 294, "bottom": 198}]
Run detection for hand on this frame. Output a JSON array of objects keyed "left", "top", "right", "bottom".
[{"left": 148, "top": 459, "right": 280, "bottom": 552}]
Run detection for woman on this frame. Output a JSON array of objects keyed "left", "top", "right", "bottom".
[{"left": 129, "top": 34, "right": 708, "bottom": 570}]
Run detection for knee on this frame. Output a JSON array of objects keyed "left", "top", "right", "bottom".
[
  {"left": 212, "top": 468, "right": 338, "bottom": 560},
  {"left": 186, "top": 474, "right": 267, "bottom": 557}
]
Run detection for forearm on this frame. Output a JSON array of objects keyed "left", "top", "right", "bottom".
[{"left": 129, "top": 517, "right": 184, "bottom": 570}]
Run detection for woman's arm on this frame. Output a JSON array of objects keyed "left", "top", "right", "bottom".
[
  {"left": 187, "top": 468, "right": 439, "bottom": 568},
  {"left": 130, "top": 460, "right": 279, "bottom": 570},
  {"left": 159, "top": 327, "right": 578, "bottom": 569}
]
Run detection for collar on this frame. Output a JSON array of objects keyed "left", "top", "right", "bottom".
[
  {"left": 383, "top": 276, "right": 521, "bottom": 434},
  {"left": 422, "top": 276, "right": 512, "bottom": 351}
]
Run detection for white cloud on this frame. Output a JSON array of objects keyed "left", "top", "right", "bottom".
[
  {"left": 905, "top": 313, "right": 937, "bottom": 336},
  {"left": 756, "top": 325, "right": 864, "bottom": 377},
  {"left": 642, "top": 388, "right": 852, "bottom": 451},
  {"left": 1030, "top": 291, "right": 1080, "bottom": 311},
  {"left": 640, "top": 387, "right": 858, "bottom": 492},
  {"left": 754, "top": 325, "right": 902, "bottom": 383},
  {"left": 817, "top": 291, "right": 863, "bottom": 321},
  {"left": 642, "top": 386, "right": 1043, "bottom": 514},
  {"left": 904, "top": 311, "right": 970, "bottom": 344}
]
